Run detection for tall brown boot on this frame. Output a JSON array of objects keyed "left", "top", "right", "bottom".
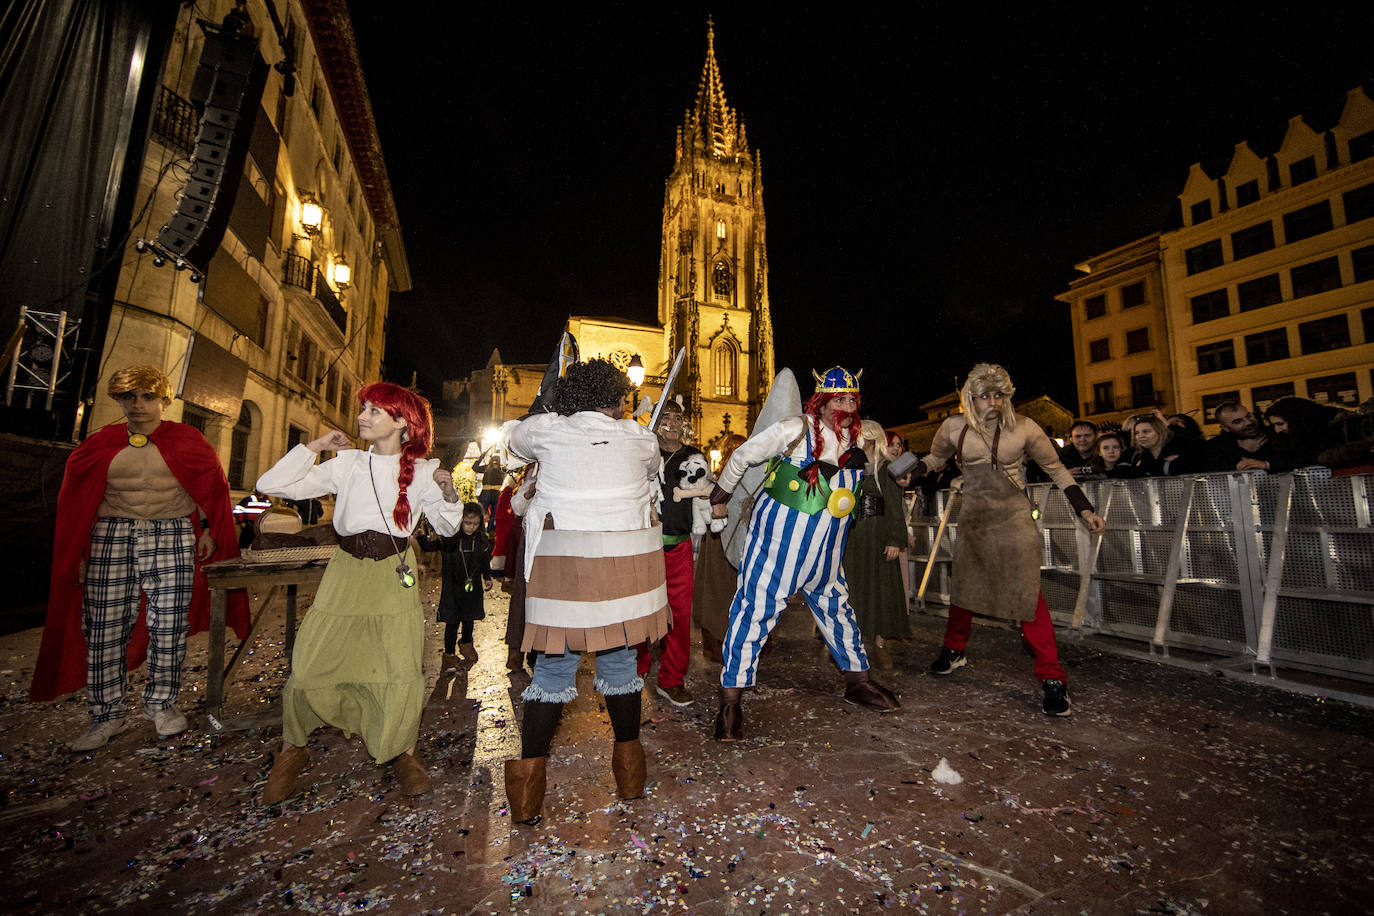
[
  {"left": 504, "top": 757, "right": 547, "bottom": 825},
  {"left": 395, "top": 751, "right": 432, "bottom": 796},
  {"left": 611, "top": 739, "right": 646, "bottom": 799},
  {"left": 843, "top": 669, "right": 900, "bottom": 712},
  {"left": 261, "top": 744, "right": 309, "bottom": 805},
  {"left": 714, "top": 686, "right": 744, "bottom": 740}
]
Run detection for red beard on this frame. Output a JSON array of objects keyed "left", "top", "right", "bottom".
[{"left": 829, "top": 408, "right": 859, "bottom": 438}]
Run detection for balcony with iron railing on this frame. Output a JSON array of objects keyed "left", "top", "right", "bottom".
[
  {"left": 283, "top": 252, "right": 347, "bottom": 333},
  {"left": 151, "top": 85, "right": 198, "bottom": 155}
]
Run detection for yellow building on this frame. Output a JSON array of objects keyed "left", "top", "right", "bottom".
[
  {"left": 90, "top": 0, "right": 408, "bottom": 489},
  {"left": 1063, "top": 86, "right": 1374, "bottom": 432},
  {"left": 1056, "top": 234, "right": 1172, "bottom": 427},
  {"left": 1166, "top": 87, "right": 1374, "bottom": 426}
]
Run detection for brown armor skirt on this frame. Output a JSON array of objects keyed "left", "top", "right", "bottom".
[{"left": 950, "top": 464, "right": 1042, "bottom": 622}]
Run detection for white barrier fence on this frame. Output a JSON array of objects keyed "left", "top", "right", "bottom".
[{"left": 911, "top": 469, "right": 1374, "bottom": 683}]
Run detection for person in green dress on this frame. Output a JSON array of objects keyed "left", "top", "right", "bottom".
[
  {"left": 256, "top": 382, "right": 466, "bottom": 804},
  {"left": 842, "top": 419, "right": 911, "bottom": 669}
]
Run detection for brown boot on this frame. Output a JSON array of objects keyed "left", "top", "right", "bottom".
[
  {"left": 504, "top": 756, "right": 547, "bottom": 825},
  {"left": 261, "top": 744, "right": 309, "bottom": 805},
  {"left": 611, "top": 739, "right": 646, "bottom": 799},
  {"left": 714, "top": 686, "right": 744, "bottom": 741},
  {"left": 395, "top": 752, "right": 432, "bottom": 796},
  {"left": 843, "top": 670, "right": 900, "bottom": 712},
  {"left": 506, "top": 648, "right": 525, "bottom": 671}
]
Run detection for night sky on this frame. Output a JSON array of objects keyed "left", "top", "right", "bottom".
[{"left": 347, "top": 5, "right": 1373, "bottom": 426}]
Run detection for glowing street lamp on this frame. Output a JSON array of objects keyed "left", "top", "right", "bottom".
[
  {"left": 331, "top": 256, "right": 351, "bottom": 290},
  {"left": 626, "top": 354, "right": 645, "bottom": 387},
  {"left": 300, "top": 195, "right": 323, "bottom": 235}
]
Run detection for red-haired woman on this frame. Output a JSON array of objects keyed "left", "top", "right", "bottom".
[{"left": 255, "top": 383, "right": 465, "bottom": 804}]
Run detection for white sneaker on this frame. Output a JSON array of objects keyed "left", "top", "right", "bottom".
[
  {"left": 143, "top": 704, "right": 188, "bottom": 737},
  {"left": 71, "top": 718, "right": 128, "bottom": 751}
]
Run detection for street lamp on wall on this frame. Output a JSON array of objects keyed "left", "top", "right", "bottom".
[
  {"left": 330, "top": 256, "right": 351, "bottom": 290},
  {"left": 626, "top": 354, "right": 645, "bottom": 387},
  {"left": 300, "top": 194, "right": 323, "bottom": 235}
]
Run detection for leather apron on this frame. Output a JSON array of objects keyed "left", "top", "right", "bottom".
[{"left": 950, "top": 431, "right": 1042, "bottom": 622}]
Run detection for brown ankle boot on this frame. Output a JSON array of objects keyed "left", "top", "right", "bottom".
[
  {"left": 261, "top": 744, "right": 309, "bottom": 805},
  {"left": 504, "top": 756, "right": 547, "bottom": 825},
  {"left": 714, "top": 686, "right": 744, "bottom": 741},
  {"left": 843, "top": 670, "right": 900, "bottom": 712},
  {"left": 611, "top": 739, "right": 646, "bottom": 799},
  {"left": 506, "top": 648, "right": 525, "bottom": 671},
  {"left": 395, "top": 752, "right": 432, "bottom": 796}
]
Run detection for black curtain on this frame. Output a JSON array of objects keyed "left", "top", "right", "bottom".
[{"left": 0, "top": 0, "right": 174, "bottom": 425}]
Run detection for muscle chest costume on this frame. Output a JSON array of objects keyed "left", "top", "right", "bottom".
[{"left": 31, "top": 421, "right": 249, "bottom": 702}]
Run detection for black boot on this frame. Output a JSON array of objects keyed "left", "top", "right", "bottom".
[
  {"left": 521, "top": 700, "right": 564, "bottom": 759},
  {"left": 603, "top": 691, "right": 641, "bottom": 743}
]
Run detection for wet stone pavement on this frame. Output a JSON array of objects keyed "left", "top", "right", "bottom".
[{"left": 1, "top": 568, "right": 1372, "bottom": 915}]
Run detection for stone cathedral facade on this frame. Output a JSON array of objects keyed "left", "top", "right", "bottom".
[{"left": 568, "top": 23, "right": 775, "bottom": 454}]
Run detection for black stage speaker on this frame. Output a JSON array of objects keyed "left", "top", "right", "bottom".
[{"left": 155, "top": 29, "right": 267, "bottom": 272}]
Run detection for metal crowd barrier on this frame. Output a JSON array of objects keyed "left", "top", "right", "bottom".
[{"left": 911, "top": 469, "right": 1374, "bottom": 684}]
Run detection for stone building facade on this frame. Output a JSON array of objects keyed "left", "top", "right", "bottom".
[
  {"left": 451, "top": 23, "right": 775, "bottom": 457},
  {"left": 90, "top": 0, "right": 408, "bottom": 490}
]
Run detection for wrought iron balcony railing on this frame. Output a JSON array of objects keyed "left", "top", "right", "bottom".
[{"left": 282, "top": 253, "right": 347, "bottom": 333}]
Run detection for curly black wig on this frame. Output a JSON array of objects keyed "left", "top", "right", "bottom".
[{"left": 553, "top": 358, "right": 631, "bottom": 416}]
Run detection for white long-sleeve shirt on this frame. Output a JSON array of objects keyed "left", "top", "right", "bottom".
[
  {"left": 256, "top": 444, "right": 465, "bottom": 538},
  {"left": 506, "top": 411, "right": 661, "bottom": 577},
  {"left": 717, "top": 415, "right": 867, "bottom": 492}
]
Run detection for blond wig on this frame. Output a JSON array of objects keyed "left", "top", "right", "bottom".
[
  {"left": 107, "top": 366, "right": 173, "bottom": 400},
  {"left": 860, "top": 418, "right": 889, "bottom": 474},
  {"left": 960, "top": 363, "right": 1016, "bottom": 431}
]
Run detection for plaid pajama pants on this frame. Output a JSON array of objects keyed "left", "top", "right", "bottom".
[{"left": 82, "top": 516, "right": 195, "bottom": 721}]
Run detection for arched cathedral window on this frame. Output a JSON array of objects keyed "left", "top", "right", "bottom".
[
  {"left": 713, "top": 340, "right": 737, "bottom": 397},
  {"left": 711, "top": 259, "right": 733, "bottom": 299}
]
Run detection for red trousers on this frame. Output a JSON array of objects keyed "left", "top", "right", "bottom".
[
  {"left": 944, "top": 592, "right": 1066, "bottom": 682},
  {"left": 638, "top": 540, "right": 694, "bottom": 687}
]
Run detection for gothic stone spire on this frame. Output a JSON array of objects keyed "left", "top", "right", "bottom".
[{"left": 679, "top": 18, "right": 750, "bottom": 162}]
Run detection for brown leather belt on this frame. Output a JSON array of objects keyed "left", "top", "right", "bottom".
[{"left": 339, "top": 529, "right": 408, "bottom": 561}]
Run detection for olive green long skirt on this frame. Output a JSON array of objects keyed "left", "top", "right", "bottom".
[{"left": 281, "top": 547, "right": 423, "bottom": 763}]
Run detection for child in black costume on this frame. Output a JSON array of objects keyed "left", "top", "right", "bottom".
[{"left": 419, "top": 501, "right": 492, "bottom": 665}]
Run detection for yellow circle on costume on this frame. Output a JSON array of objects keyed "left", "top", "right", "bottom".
[
  {"left": 827, "top": 487, "right": 855, "bottom": 518},
  {"left": 128, "top": 434, "right": 149, "bottom": 448},
  {"left": 788, "top": 480, "right": 800, "bottom": 491}
]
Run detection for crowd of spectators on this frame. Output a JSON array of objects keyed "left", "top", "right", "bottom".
[{"left": 1051, "top": 397, "right": 1362, "bottom": 481}]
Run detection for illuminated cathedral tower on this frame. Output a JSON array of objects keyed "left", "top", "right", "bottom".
[{"left": 658, "top": 21, "right": 774, "bottom": 448}]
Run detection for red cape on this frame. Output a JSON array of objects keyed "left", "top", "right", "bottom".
[{"left": 30, "top": 421, "right": 250, "bottom": 702}]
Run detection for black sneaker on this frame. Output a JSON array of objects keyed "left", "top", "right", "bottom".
[
  {"left": 1042, "top": 679, "right": 1071, "bottom": 717},
  {"left": 929, "top": 647, "right": 966, "bottom": 676}
]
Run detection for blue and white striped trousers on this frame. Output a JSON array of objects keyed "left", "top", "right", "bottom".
[{"left": 720, "top": 470, "right": 869, "bottom": 688}]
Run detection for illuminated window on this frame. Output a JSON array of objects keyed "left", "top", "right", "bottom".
[
  {"left": 713, "top": 341, "right": 737, "bottom": 397},
  {"left": 716, "top": 219, "right": 726, "bottom": 239}
]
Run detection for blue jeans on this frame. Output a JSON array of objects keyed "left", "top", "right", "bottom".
[{"left": 522, "top": 646, "right": 641, "bottom": 703}]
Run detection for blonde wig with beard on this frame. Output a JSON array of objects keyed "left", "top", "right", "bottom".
[{"left": 960, "top": 363, "right": 1017, "bottom": 432}]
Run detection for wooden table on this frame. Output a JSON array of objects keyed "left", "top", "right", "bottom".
[{"left": 203, "top": 553, "right": 332, "bottom": 719}]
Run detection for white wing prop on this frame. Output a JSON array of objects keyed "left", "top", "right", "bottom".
[{"left": 723, "top": 368, "right": 802, "bottom": 568}]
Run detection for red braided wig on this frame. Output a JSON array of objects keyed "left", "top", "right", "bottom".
[{"left": 358, "top": 382, "right": 433, "bottom": 530}]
